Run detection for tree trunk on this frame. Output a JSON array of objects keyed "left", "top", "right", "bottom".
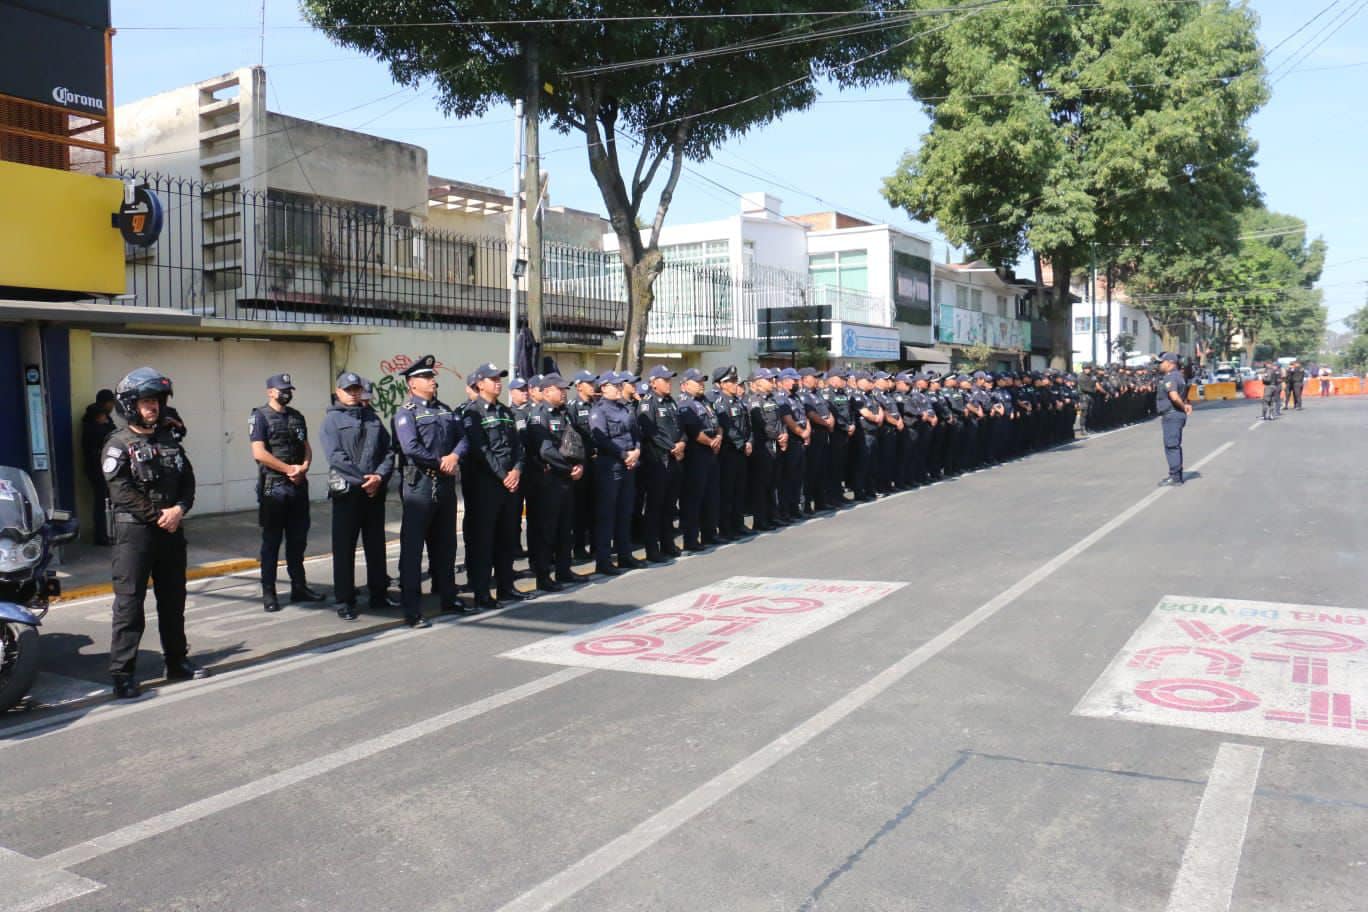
[
  {"left": 1048, "top": 256, "right": 1073, "bottom": 370},
  {"left": 618, "top": 247, "right": 663, "bottom": 373}
]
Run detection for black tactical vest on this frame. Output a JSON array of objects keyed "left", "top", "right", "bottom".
[{"left": 255, "top": 406, "right": 308, "bottom": 482}]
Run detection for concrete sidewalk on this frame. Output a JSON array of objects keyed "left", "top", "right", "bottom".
[{"left": 52, "top": 494, "right": 406, "bottom": 600}]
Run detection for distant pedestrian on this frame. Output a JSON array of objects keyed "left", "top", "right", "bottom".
[
  {"left": 1156, "top": 352, "right": 1192, "bottom": 486},
  {"left": 1319, "top": 366, "right": 1332, "bottom": 397}
]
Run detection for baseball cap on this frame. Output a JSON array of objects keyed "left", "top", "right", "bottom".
[
  {"left": 572, "top": 369, "right": 599, "bottom": 386},
  {"left": 537, "top": 373, "right": 571, "bottom": 389},
  {"left": 336, "top": 370, "right": 363, "bottom": 390},
  {"left": 646, "top": 364, "right": 677, "bottom": 381},
  {"left": 681, "top": 368, "right": 706, "bottom": 383},
  {"left": 1159, "top": 351, "right": 1179, "bottom": 363},
  {"left": 749, "top": 367, "right": 774, "bottom": 381},
  {"left": 267, "top": 372, "right": 295, "bottom": 390},
  {"left": 509, "top": 378, "right": 528, "bottom": 391},
  {"left": 469, "top": 362, "right": 508, "bottom": 381}
]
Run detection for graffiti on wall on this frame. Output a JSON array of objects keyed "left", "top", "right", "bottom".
[{"left": 369, "top": 354, "right": 458, "bottom": 419}]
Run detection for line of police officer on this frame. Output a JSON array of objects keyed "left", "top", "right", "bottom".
[{"left": 97, "top": 356, "right": 1133, "bottom": 695}]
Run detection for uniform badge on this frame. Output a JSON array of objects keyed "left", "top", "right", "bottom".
[{"left": 102, "top": 457, "right": 118, "bottom": 474}]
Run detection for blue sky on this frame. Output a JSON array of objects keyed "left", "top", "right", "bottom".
[{"left": 111, "top": 2, "right": 1368, "bottom": 328}]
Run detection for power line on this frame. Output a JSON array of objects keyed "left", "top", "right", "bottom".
[{"left": 1269, "top": 0, "right": 1368, "bottom": 84}]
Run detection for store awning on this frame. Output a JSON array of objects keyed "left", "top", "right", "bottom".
[{"left": 903, "top": 344, "right": 951, "bottom": 364}]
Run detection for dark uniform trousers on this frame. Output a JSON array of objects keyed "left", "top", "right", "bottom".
[
  {"left": 748, "top": 444, "right": 778, "bottom": 528},
  {"left": 827, "top": 431, "right": 850, "bottom": 504},
  {"left": 572, "top": 462, "right": 596, "bottom": 555},
  {"left": 259, "top": 480, "right": 310, "bottom": 592},
  {"left": 641, "top": 453, "right": 682, "bottom": 557},
  {"left": 719, "top": 446, "right": 748, "bottom": 536},
  {"left": 853, "top": 431, "right": 878, "bottom": 498},
  {"left": 110, "top": 522, "right": 188, "bottom": 676},
  {"left": 876, "top": 427, "right": 897, "bottom": 492},
  {"left": 898, "top": 426, "right": 920, "bottom": 487},
  {"left": 465, "top": 472, "right": 520, "bottom": 597},
  {"left": 1162, "top": 412, "right": 1186, "bottom": 478},
  {"left": 781, "top": 441, "right": 805, "bottom": 517},
  {"left": 399, "top": 473, "right": 458, "bottom": 621},
  {"left": 595, "top": 459, "right": 637, "bottom": 565},
  {"left": 527, "top": 472, "right": 574, "bottom": 580},
  {"left": 681, "top": 444, "right": 720, "bottom": 546},
  {"left": 331, "top": 487, "right": 388, "bottom": 607},
  {"left": 805, "top": 429, "right": 829, "bottom": 510}
]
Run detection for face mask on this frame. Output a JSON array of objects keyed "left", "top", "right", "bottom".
[{"left": 276, "top": 390, "right": 293, "bottom": 406}]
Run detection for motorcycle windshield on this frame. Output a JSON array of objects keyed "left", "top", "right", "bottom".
[{"left": 0, "top": 467, "right": 44, "bottom": 539}]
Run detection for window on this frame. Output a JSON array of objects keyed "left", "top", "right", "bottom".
[
  {"left": 266, "top": 189, "right": 382, "bottom": 263},
  {"left": 809, "top": 249, "right": 868, "bottom": 292},
  {"left": 1075, "top": 317, "right": 1091, "bottom": 333},
  {"left": 997, "top": 295, "right": 1008, "bottom": 317},
  {"left": 956, "top": 285, "right": 969, "bottom": 309},
  {"left": 662, "top": 239, "right": 730, "bottom": 270},
  {"left": 970, "top": 289, "right": 983, "bottom": 312}
]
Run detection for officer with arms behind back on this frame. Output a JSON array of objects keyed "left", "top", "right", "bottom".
[
  {"left": 393, "top": 355, "right": 468, "bottom": 627},
  {"left": 1156, "top": 352, "right": 1193, "bottom": 486},
  {"left": 103, "top": 367, "right": 206, "bottom": 699},
  {"left": 322, "top": 371, "right": 396, "bottom": 621},
  {"left": 250, "top": 373, "right": 324, "bottom": 613}
]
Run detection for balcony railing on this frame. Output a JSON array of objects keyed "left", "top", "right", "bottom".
[
  {"left": 808, "top": 284, "right": 894, "bottom": 327},
  {"left": 112, "top": 172, "right": 742, "bottom": 346}
]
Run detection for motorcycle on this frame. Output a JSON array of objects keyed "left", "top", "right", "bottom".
[{"left": 0, "top": 466, "right": 78, "bottom": 712}]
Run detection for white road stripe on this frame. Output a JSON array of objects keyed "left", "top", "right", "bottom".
[
  {"left": 39, "top": 667, "right": 590, "bottom": 872},
  {"left": 1249, "top": 420, "right": 1263, "bottom": 431},
  {"left": 490, "top": 438, "right": 1239, "bottom": 912},
  {"left": 1165, "top": 743, "right": 1264, "bottom": 912}
]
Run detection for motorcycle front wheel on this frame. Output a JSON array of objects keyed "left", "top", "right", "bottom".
[{"left": 0, "top": 622, "right": 40, "bottom": 712}]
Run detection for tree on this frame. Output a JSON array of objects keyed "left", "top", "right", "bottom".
[
  {"left": 1112, "top": 331, "right": 1136, "bottom": 363},
  {"left": 882, "top": 0, "right": 1266, "bottom": 369},
  {"left": 302, "top": 1, "right": 908, "bottom": 372},
  {"left": 1130, "top": 207, "right": 1326, "bottom": 360}
]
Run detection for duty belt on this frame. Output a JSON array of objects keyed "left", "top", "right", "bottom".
[{"left": 114, "top": 512, "right": 152, "bottom": 524}]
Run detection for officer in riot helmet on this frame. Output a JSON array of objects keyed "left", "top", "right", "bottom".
[
  {"left": 250, "top": 373, "right": 324, "bottom": 613},
  {"left": 103, "top": 367, "right": 205, "bottom": 698}
]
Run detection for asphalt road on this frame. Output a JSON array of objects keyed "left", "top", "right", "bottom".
[{"left": 4, "top": 397, "right": 1366, "bottom": 912}]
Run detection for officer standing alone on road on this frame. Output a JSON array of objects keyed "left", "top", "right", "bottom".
[
  {"left": 1157, "top": 352, "right": 1192, "bottom": 486},
  {"left": 103, "top": 367, "right": 206, "bottom": 698},
  {"left": 321, "top": 371, "right": 396, "bottom": 621},
  {"left": 393, "top": 355, "right": 467, "bottom": 627},
  {"left": 250, "top": 373, "right": 324, "bottom": 613}
]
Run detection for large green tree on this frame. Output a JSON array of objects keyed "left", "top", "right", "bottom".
[
  {"left": 881, "top": 0, "right": 1267, "bottom": 368},
  {"left": 302, "top": 1, "right": 908, "bottom": 371},
  {"left": 1130, "top": 207, "right": 1327, "bottom": 360}
]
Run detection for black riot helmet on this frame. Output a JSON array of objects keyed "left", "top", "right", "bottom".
[{"left": 115, "top": 367, "right": 173, "bottom": 429}]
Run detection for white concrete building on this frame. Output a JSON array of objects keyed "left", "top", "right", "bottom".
[
  {"left": 1068, "top": 275, "right": 1191, "bottom": 366},
  {"left": 932, "top": 262, "right": 1039, "bottom": 370}
]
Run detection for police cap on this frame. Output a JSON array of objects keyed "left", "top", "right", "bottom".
[
  {"left": 681, "top": 368, "right": 706, "bottom": 383},
  {"left": 267, "top": 372, "right": 296, "bottom": 390},
  {"left": 646, "top": 364, "right": 676, "bottom": 381},
  {"left": 538, "top": 373, "right": 571, "bottom": 389},
  {"left": 336, "top": 370, "right": 363, "bottom": 390},
  {"left": 712, "top": 364, "right": 738, "bottom": 384},
  {"left": 469, "top": 362, "right": 508, "bottom": 382},
  {"left": 1159, "top": 351, "right": 1179, "bottom": 363},
  {"left": 572, "top": 369, "right": 599, "bottom": 386},
  {"left": 509, "top": 378, "right": 528, "bottom": 391},
  {"left": 749, "top": 367, "right": 774, "bottom": 381},
  {"left": 402, "top": 355, "right": 437, "bottom": 379}
]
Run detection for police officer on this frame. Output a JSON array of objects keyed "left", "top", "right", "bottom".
[
  {"left": 1156, "top": 352, "right": 1192, "bottom": 485},
  {"left": 775, "top": 368, "right": 809, "bottom": 520},
  {"left": 871, "top": 372, "right": 900, "bottom": 493},
  {"left": 851, "top": 371, "right": 883, "bottom": 500},
  {"left": 321, "top": 371, "right": 396, "bottom": 621},
  {"left": 250, "top": 373, "right": 323, "bottom": 613},
  {"left": 1285, "top": 360, "right": 1306, "bottom": 411},
  {"left": 508, "top": 377, "right": 532, "bottom": 560},
  {"left": 800, "top": 368, "right": 833, "bottom": 512},
  {"left": 677, "top": 367, "right": 722, "bottom": 549},
  {"left": 638, "top": 365, "right": 685, "bottom": 562},
  {"left": 81, "top": 388, "right": 117, "bottom": 546},
  {"left": 1260, "top": 362, "right": 1281, "bottom": 421},
  {"left": 713, "top": 365, "right": 752, "bottom": 539},
  {"left": 824, "top": 371, "right": 854, "bottom": 505},
  {"left": 462, "top": 362, "right": 525, "bottom": 610},
  {"left": 567, "top": 370, "right": 599, "bottom": 561},
  {"left": 393, "top": 355, "right": 466, "bottom": 627},
  {"left": 103, "top": 367, "right": 205, "bottom": 698},
  {"left": 590, "top": 372, "right": 644, "bottom": 575},
  {"left": 747, "top": 368, "right": 785, "bottom": 530},
  {"left": 524, "top": 373, "right": 586, "bottom": 592}
]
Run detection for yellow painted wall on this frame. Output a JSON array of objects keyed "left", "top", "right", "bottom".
[{"left": 0, "top": 161, "right": 125, "bottom": 295}]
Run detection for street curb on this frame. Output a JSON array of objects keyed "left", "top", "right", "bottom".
[{"left": 55, "top": 557, "right": 264, "bottom": 603}]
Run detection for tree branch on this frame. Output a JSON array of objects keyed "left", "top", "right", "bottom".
[{"left": 648, "top": 121, "right": 693, "bottom": 248}]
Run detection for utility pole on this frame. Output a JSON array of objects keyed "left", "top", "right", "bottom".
[
  {"left": 523, "top": 37, "right": 544, "bottom": 355},
  {"left": 508, "top": 99, "right": 525, "bottom": 378},
  {"left": 1088, "top": 245, "right": 1097, "bottom": 365},
  {"left": 1105, "top": 261, "right": 1113, "bottom": 365}
]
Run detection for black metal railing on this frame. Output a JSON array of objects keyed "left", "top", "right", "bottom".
[{"left": 114, "top": 172, "right": 741, "bottom": 345}]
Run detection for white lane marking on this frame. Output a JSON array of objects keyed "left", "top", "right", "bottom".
[
  {"left": 505, "top": 578, "right": 906, "bottom": 680},
  {"left": 0, "top": 847, "right": 101, "bottom": 912},
  {"left": 490, "top": 438, "right": 1240, "bottom": 912},
  {"left": 1165, "top": 742, "right": 1263, "bottom": 912},
  {"left": 1249, "top": 420, "right": 1263, "bottom": 431},
  {"left": 37, "top": 667, "right": 590, "bottom": 875}
]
